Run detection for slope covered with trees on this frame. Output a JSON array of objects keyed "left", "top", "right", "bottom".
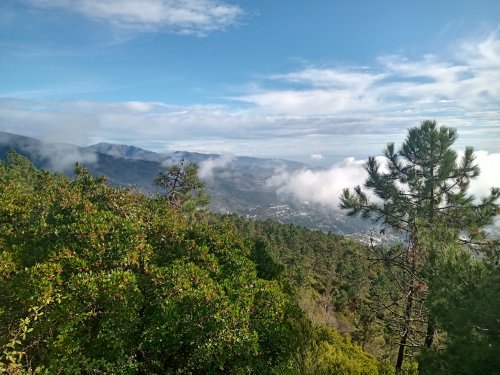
[
  {"left": 1, "top": 120, "right": 498, "bottom": 374},
  {"left": 0, "top": 152, "right": 387, "bottom": 374}
]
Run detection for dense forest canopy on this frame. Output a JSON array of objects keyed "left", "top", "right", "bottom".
[
  {"left": 0, "top": 121, "right": 499, "bottom": 374},
  {"left": 0, "top": 151, "right": 389, "bottom": 374}
]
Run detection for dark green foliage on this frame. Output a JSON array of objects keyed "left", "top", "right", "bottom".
[
  {"left": 339, "top": 120, "right": 499, "bottom": 370},
  {"left": 418, "top": 227, "right": 500, "bottom": 374},
  {"left": 0, "top": 153, "right": 389, "bottom": 374},
  {"left": 0, "top": 154, "right": 298, "bottom": 373},
  {"left": 340, "top": 120, "right": 498, "bottom": 235},
  {"left": 250, "top": 238, "right": 285, "bottom": 280},
  {"left": 223, "top": 215, "right": 391, "bottom": 356},
  {"left": 154, "top": 158, "right": 209, "bottom": 213}
]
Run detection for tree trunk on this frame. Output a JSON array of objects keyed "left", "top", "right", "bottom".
[
  {"left": 395, "top": 286, "right": 414, "bottom": 372},
  {"left": 424, "top": 320, "right": 435, "bottom": 347}
]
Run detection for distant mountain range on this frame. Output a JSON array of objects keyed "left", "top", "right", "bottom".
[{"left": 0, "top": 131, "right": 374, "bottom": 235}]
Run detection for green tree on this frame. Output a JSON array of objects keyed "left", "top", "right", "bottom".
[
  {"left": 154, "top": 158, "right": 210, "bottom": 213},
  {"left": 0, "top": 154, "right": 304, "bottom": 373},
  {"left": 418, "top": 225, "right": 500, "bottom": 374},
  {"left": 340, "top": 120, "right": 499, "bottom": 371}
]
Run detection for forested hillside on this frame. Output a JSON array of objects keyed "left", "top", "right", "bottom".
[
  {"left": 0, "top": 131, "right": 371, "bottom": 235},
  {"left": 1, "top": 121, "right": 499, "bottom": 374},
  {"left": 0, "top": 152, "right": 390, "bottom": 374}
]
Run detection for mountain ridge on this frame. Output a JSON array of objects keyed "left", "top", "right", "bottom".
[{"left": 0, "top": 131, "right": 371, "bottom": 234}]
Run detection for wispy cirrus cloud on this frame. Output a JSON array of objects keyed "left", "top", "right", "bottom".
[
  {"left": 27, "top": 0, "right": 244, "bottom": 35},
  {"left": 270, "top": 69, "right": 386, "bottom": 90},
  {"left": 236, "top": 32, "right": 500, "bottom": 120}
]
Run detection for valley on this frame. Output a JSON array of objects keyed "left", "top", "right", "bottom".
[{"left": 0, "top": 131, "right": 386, "bottom": 239}]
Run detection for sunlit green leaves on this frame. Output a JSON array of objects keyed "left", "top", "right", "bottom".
[{"left": 0, "top": 153, "right": 303, "bottom": 373}]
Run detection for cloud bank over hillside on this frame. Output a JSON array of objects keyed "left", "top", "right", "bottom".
[
  {"left": 267, "top": 157, "right": 367, "bottom": 209},
  {"left": 198, "top": 154, "right": 234, "bottom": 180},
  {"left": 0, "top": 131, "right": 97, "bottom": 172},
  {"left": 268, "top": 151, "right": 500, "bottom": 210},
  {"left": 469, "top": 151, "right": 500, "bottom": 200}
]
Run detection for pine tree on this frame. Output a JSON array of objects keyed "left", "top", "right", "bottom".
[
  {"left": 340, "top": 120, "right": 499, "bottom": 371},
  {"left": 418, "top": 227, "right": 500, "bottom": 374},
  {"left": 154, "top": 158, "right": 210, "bottom": 213}
]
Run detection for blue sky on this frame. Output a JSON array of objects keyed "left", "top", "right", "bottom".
[{"left": 1, "top": 0, "right": 500, "bottom": 166}]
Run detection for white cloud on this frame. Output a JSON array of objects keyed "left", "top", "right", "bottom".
[
  {"left": 236, "top": 32, "right": 500, "bottom": 120},
  {"left": 267, "top": 157, "right": 368, "bottom": 208},
  {"left": 310, "top": 154, "right": 325, "bottom": 160},
  {"left": 237, "top": 88, "right": 380, "bottom": 115},
  {"left": 268, "top": 151, "right": 500, "bottom": 211},
  {"left": 0, "top": 98, "right": 403, "bottom": 159},
  {"left": 469, "top": 150, "right": 500, "bottom": 200},
  {"left": 458, "top": 32, "right": 500, "bottom": 69},
  {"left": 0, "top": 131, "right": 98, "bottom": 172},
  {"left": 198, "top": 154, "right": 234, "bottom": 180},
  {"left": 28, "top": 0, "right": 243, "bottom": 35},
  {"left": 271, "top": 68, "right": 385, "bottom": 91},
  {"left": 38, "top": 144, "right": 98, "bottom": 172},
  {"left": 1, "top": 34, "right": 500, "bottom": 161}
]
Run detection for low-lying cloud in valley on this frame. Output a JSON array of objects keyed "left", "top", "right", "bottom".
[
  {"left": 198, "top": 154, "right": 234, "bottom": 180},
  {"left": 0, "top": 131, "right": 97, "bottom": 172},
  {"left": 267, "top": 157, "right": 368, "bottom": 209},
  {"left": 38, "top": 144, "right": 98, "bottom": 173},
  {"left": 469, "top": 151, "right": 500, "bottom": 200},
  {"left": 269, "top": 152, "right": 500, "bottom": 210}
]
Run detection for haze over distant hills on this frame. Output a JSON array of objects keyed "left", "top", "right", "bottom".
[{"left": 0, "top": 131, "right": 375, "bottom": 235}]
